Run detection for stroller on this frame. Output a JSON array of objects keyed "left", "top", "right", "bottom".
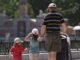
[{"left": 57, "top": 33, "right": 72, "bottom": 60}]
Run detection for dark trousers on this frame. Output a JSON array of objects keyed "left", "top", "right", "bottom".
[{"left": 57, "top": 39, "right": 69, "bottom": 60}]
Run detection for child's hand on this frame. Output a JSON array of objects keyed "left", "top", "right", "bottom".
[
  {"left": 9, "top": 53, "right": 13, "bottom": 59},
  {"left": 24, "top": 48, "right": 29, "bottom": 53},
  {"left": 24, "top": 48, "right": 28, "bottom": 51}
]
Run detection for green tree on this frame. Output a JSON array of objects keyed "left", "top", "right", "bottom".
[
  {"left": 0, "top": 0, "right": 19, "bottom": 18},
  {"left": 52, "top": 0, "right": 80, "bottom": 26},
  {"left": 0, "top": 0, "right": 34, "bottom": 18},
  {"left": 28, "top": 0, "right": 51, "bottom": 17}
]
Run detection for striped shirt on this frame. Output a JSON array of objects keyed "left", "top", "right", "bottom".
[{"left": 43, "top": 12, "right": 64, "bottom": 32}]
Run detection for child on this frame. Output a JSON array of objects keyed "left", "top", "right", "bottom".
[
  {"left": 25, "top": 28, "right": 40, "bottom": 60},
  {"left": 9, "top": 38, "right": 27, "bottom": 60}
]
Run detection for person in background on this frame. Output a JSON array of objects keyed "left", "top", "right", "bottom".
[
  {"left": 9, "top": 38, "right": 28, "bottom": 60},
  {"left": 25, "top": 28, "right": 40, "bottom": 60},
  {"left": 38, "top": 3, "right": 64, "bottom": 60},
  {"left": 60, "top": 18, "right": 70, "bottom": 45},
  {"left": 57, "top": 18, "right": 70, "bottom": 60}
]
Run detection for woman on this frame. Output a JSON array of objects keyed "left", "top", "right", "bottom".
[{"left": 25, "top": 28, "right": 40, "bottom": 60}]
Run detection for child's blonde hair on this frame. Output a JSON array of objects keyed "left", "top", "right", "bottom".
[{"left": 14, "top": 37, "right": 23, "bottom": 43}]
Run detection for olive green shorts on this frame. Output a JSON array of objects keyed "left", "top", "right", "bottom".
[{"left": 45, "top": 32, "right": 61, "bottom": 52}]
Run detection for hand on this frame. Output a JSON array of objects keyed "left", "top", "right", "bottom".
[
  {"left": 24, "top": 48, "right": 28, "bottom": 51},
  {"left": 9, "top": 54, "right": 13, "bottom": 59},
  {"left": 24, "top": 48, "right": 29, "bottom": 53},
  {"left": 38, "top": 37, "right": 43, "bottom": 42}
]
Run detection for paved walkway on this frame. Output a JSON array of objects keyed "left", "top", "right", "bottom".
[
  {"left": 0, "top": 53, "right": 48, "bottom": 60},
  {"left": 0, "top": 50, "right": 80, "bottom": 60}
]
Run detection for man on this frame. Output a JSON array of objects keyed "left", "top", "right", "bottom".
[{"left": 38, "top": 3, "right": 64, "bottom": 60}]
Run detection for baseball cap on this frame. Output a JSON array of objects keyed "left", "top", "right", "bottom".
[
  {"left": 48, "top": 3, "right": 57, "bottom": 8},
  {"left": 14, "top": 38, "right": 23, "bottom": 43},
  {"left": 31, "top": 28, "right": 39, "bottom": 34}
]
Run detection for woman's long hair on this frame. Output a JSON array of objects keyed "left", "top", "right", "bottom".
[{"left": 32, "top": 34, "right": 38, "bottom": 41}]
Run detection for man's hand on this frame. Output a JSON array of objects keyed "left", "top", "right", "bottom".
[{"left": 38, "top": 36, "right": 43, "bottom": 42}]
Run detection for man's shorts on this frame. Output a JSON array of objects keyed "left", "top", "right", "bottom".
[{"left": 45, "top": 32, "right": 61, "bottom": 52}]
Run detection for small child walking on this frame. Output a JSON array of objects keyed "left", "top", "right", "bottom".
[
  {"left": 25, "top": 28, "right": 40, "bottom": 60},
  {"left": 9, "top": 38, "right": 27, "bottom": 60}
]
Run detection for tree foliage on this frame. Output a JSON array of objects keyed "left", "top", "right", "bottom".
[
  {"left": 52, "top": 0, "right": 80, "bottom": 26},
  {"left": 0, "top": 0, "right": 19, "bottom": 18},
  {"left": 28, "top": 0, "right": 80, "bottom": 25},
  {"left": 28, "top": 0, "right": 51, "bottom": 17},
  {"left": 0, "top": 0, "right": 80, "bottom": 25}
]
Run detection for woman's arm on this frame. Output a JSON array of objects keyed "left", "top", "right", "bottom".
[{"left": 24, "top": 33, "right": 32, "bottom": 41}]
